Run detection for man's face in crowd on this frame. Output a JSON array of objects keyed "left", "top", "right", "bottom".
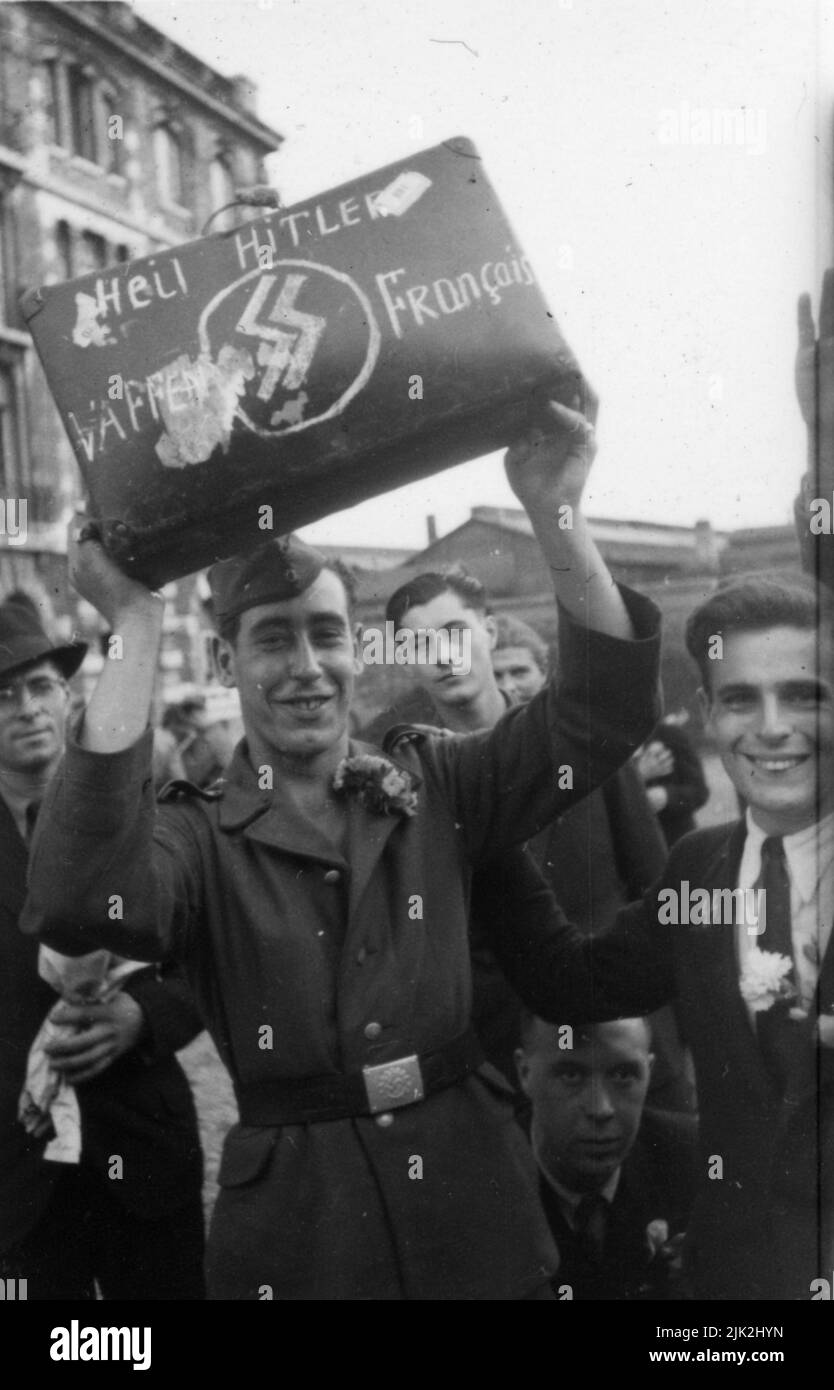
[
  {"left": 516, "top": 1018, "right": 653, "bottom": 1192},
  {"left": 0, "top": 659, "right": 68, "bottom": 776},
  {"left": 397, "top": 589, "right": 497, "bottom": 709},
  {"left": 215, "top": 570, "right": 362, "bottom": 766},
  {"left": 492, "top": 645, "right": 547, "bottom": 704},
  {"left": 701, "top": 625, "right": 834, "bottom": 835}
]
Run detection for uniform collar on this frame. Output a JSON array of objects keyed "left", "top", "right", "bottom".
[
  {"left": 216, "top": 740, "right": 273, "bottom": 832},
  {"left": 215, "top": 738, "right": 422, "bottom": 880}
]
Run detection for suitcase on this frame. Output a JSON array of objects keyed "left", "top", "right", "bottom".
[{"left": 21, "top": 136, "right": 588, "bottom": 586}]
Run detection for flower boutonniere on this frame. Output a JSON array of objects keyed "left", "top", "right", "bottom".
[
  {"left": 738, "top": 949, "right": 796, "bottom": 1013},
  {"left": 818, "top": 1011, "right": 834, "bottom": 1049},
  {"left": 332, "top": 754, "right": 418, "bottom": 818}
]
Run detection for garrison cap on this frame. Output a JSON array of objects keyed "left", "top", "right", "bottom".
[{"left": 209, "top": 534, "right": 327, "bottom": 626}]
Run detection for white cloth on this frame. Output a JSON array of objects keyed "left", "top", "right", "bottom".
[
  {"left": 737, "top": 810, "right": 834, "bottom": 1020},
  {"left": 18, "top": 946, "right": 147, "bottom": 1164}
]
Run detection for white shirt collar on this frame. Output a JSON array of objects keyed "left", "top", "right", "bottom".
[
  {"left": 532, "top": 1131, "right": 621, "bottom": 1220},
  {"left": 744, "top": 808, "right": 834, "bottom": 905}
]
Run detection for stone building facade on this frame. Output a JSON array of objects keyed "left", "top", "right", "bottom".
[{"left": 0, "top": 0, "right": 281, "bottom": 689}]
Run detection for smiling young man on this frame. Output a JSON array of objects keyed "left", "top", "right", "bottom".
[
  {"left": 22, "top": 400, "right": 663, "bottom": 1301},
  {"left": 478, "top": 573, "right": 834, "bottom": 1299}
]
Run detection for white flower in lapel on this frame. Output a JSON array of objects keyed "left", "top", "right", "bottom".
[
  {"left": 739, "top": 949, "right": 796, "bottom": 1012},
  {"left": 818, "top": 1013, "right": 834, "bottom": 1049},
  {"left": 332, "top": 754, "right": 418, "bottom": 818},
  {"left": 644, "top": 1219, "right": 669, "bottom": 1258}
]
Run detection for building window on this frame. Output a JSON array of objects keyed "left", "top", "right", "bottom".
[
  {"left": 40, "top": 58, "right": 61, "bottom": 145},
  {"left": 101, "top": 89, "right": 123, "bottom": 175},
  {"left": 55, "top": 220, "right": 73, "bottom": 280},
  {"left": 67, "top": 66, "right": 97, "bottom": 162},
  {"left": 68, "top": 68, "right": 95, "bottom": 160},
  {"left": 0, "top": 199, "right": 7, "bottom": 324},
  {"left": 209, "top": 157, "right": 236, "bottom": 230},
  {"left": 154, "top": 124, "right": 185, "bottom": 206},
  {"left": 76, "top": 232, "right": 108, "bottom": 276},
  {"left": 0, "top": 365, "right": 19, "bottom": 495}
]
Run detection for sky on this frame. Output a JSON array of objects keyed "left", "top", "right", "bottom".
[{"left": 133, "top": 0, "right": 830, "bottom": 550}]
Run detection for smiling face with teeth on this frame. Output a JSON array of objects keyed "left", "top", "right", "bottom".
[
  {"left": 700, "top": 625, "right": 834, "bottom": 835},
  {"left": 214, "top": 569, "right": 363, "bottom": 776}
]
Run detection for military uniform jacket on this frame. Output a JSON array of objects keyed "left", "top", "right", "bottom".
[{"left": 24, "top": 588, "right": 660, "bottom": 1300}]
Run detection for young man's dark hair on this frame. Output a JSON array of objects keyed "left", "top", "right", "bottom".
[
  {"left": 493, "top": 614, "right": 549, "bottom": 672},
  {"left": 684, "top": 574, "right": 818, "bottom": 690},
  {"left": 386, "top": 567, "right": 488, "bottom": 629}
]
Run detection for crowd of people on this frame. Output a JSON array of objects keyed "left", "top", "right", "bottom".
[{"left": 0, "top": 279, "right": 832, "bottom": 1301}]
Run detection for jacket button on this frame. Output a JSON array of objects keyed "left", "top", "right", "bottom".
[
  {"left": 355, "top": 947, "right": 367, "bottom": 965},
  {"left": 375, "top": 1112, "right": 394, "bottom": 1128},
  {"left": 323, "top": 869, "right": 341, "bottom": 884},
  {"left": 364, "top": 1021, "right": 382, "bottom": 1040}
]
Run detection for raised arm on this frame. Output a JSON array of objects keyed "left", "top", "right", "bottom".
[
  {"left": 504, "top": 399, "right": 634, "bottom": 639},
  {"left": 20, "top": 520, "right": 201, "bottom": 960},
  {"left": 794, "top": 269, "right": 834, "bottom": 592},
  {"left": 470, "top": 845, "right": 675, "bottom": 1023},
  {"left": 396, "top": 580, "right": 661, "bottom": 861},
  {"left": 65, "top": 519, "right": 165, "bottom": 752}
]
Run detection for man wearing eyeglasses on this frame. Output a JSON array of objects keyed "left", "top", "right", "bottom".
[{"left": 0, "top": 597, "right": 206, "bottom": 1299}]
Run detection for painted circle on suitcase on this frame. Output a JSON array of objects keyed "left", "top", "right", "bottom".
[{"left": 197, "top": 260, "right": 382, "bottom": 439}]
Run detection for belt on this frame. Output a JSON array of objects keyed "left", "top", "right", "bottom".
[{"left": 235, "top": 1029, "right": 484, "bottom": 1126}]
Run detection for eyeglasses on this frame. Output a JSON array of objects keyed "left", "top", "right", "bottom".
[{"left": 0, "top": 674, "right": 68, "bottom": 711}]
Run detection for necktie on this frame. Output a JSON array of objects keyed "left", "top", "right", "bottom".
[
  {"left": 753, "top": 836, "right": 798, "bottom": 1091},
  {"left": 575, "top": 1193, "right": 609, "bottom": 1268}
]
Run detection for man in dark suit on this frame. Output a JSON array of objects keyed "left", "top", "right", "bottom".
[
  {"left": 479, "top": 573, "right": 833, "bottom": 1299},
  {"left": 515, "top": 1014, "right": 696, "bottom": 1300},
  {"left": 0, "top": 598, "right": 205, "bottom": 1299}
]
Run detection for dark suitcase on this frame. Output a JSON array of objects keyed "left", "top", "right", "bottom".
[{"left": 21, "top": 136, "right": 588, "bottom": 586}]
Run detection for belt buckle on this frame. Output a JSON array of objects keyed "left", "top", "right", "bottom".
[{"left": 362, "top": 1054, "right": 425, "bottom": 1113}]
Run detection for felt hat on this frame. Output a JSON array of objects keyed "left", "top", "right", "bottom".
[{"left": 0, "top": 598, "right": 87, "bottom": 682}]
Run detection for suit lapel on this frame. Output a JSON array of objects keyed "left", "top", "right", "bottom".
[
  {"left": 0, "top": 792, "right": 29, "bottom": 915},
  {"left": 687, "top": 823, "right": 755, "bottom": 1027},
  {"left": 682, "top": 822, "right": 781, "bottom": 1105},
  {"left": 815, "top": 910, "right": 834, "bottom": 1016}
]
